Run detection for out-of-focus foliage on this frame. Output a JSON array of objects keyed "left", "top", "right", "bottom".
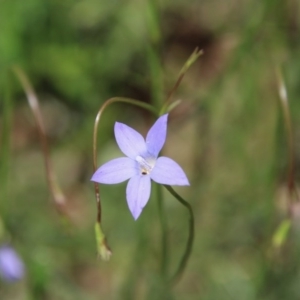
[{"left": 1, "top": 0, "right": 300, "bottom": 299}]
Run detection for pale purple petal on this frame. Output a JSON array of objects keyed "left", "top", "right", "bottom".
[
  {"left": 146, "top": 114, "right": 168, "bottom": 157},
  {"left": 150, "top": 156, "right": 190, "bottom": 186},
  {"left": 114, "top": 122, "right": 148, "bottom": 159},
  {"left": 0, "top": 246, "right": 25, "bottom": 282},
  {"left": 91, "top": 157, "right": 138, "bottom": 184},
  {"left": 126, "top": 175, "right": 151, "bottom": 220}
]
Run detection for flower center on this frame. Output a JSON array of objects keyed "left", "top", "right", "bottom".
[{"left": 135, "top": 155, "right": 156, "bottom": 175}]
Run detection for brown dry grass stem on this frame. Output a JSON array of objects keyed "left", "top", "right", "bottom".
[{"left": 12, "top": 66, "right": 68, "bottom": 215}]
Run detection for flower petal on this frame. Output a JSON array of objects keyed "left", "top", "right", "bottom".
[
  {"left": 126, "top": 175, "right": 151, "bottom": 220},
  {"left": 146, "top": 114, "right": 168, "bottom": 157},
  {"left": 0, "top": 246, "right": 24, "bottom": 282},
  {"left": 150, "top": 156, "right": 190, "bottom": 186},
  {"left": 114, "top": 122, "right": 148, "bottom": 159},
  {"left": 91, "top": 157, "right": 138, "bottom": 184}
]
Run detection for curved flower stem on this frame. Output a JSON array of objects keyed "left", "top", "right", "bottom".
[
  {"left": 156, "top": 183, "right": 168, "bottom": 278},
  {"left": 11, "top": 66, "right": 67, "bottom": 215},
  {"left": 163, "top": 185, "right": 194, "bottom": 285},
  {"left": 93, "top": 98, "right": 157, "bottom": 259}
]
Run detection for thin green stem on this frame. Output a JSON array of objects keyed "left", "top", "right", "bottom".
[
  {"left": 163, "top": 185, "right": 194, "bottom": 285},
  {"left": 156, "top": 183, "right": 168, "bottom": 278},
  {"left": 160, "top": 48, "right": 204, "bottom": 115}
]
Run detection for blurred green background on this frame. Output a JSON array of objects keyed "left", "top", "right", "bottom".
[{"left": 1, "top": 0, "right": 300, "bottom": 299}]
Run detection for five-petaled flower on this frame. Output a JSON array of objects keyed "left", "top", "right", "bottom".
[
  {"left": 91, "top": 114, "right": 189, "bottom": 220},
  {"left": 0, "top": 245, "right": 25, "bottom": 282}
]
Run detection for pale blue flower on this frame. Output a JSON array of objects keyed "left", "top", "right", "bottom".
[
  {"left": 91, "top": 114, "right": 189, "bottom": 220},
  {"left": 0, "top": 245, "right": 25, "bottom": 282}
]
